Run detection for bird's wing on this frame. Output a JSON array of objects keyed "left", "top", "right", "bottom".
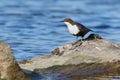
[{"left": 75, "top": 22, "right": 92, "bottom": 31}]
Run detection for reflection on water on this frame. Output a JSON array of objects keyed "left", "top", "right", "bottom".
[{"left": 0, "top": 0, "right": 120, "bottom": 62}]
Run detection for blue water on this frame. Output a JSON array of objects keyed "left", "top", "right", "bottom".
[{"left": 0, "top": 0, "right": 120, "bottom": 61}]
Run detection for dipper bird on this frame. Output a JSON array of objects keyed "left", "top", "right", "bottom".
[{"left": 62, "top": 18, "right": 92, "bottom": 41}]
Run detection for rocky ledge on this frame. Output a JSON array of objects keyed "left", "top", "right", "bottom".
[
  {"left": 0, "top": 34, "right": 120, "bottom": 80},
  {"left": 19, "top": 34, "right": 120, "bottom": 80}
]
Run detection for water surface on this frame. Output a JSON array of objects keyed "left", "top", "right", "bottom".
[{"left": 0, "top": 0, "right": 120, "bottom": 61}]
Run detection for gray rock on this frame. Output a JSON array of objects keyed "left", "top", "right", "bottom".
[{"left": 19, "top": 34, "right": 120, "bottom": 80}]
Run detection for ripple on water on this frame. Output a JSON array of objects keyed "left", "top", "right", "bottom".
[{"left": 94, "top": 24, "right": 111, "bottom": 29}]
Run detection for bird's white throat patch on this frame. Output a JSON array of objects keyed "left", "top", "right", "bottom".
[{"left": 64, "top": 22, "right": 80, "bottom": 35}]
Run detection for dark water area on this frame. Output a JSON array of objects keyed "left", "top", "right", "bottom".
[{"left": 0, "top": 0, "right": 120, "bottom": 62}]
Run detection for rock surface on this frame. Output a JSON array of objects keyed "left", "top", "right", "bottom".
[
  {"left": 0, "top": 42, "right": 31, "bottom": 80},
  {"left": 19, "top": 34, "right": 120, "bottom": 80}
]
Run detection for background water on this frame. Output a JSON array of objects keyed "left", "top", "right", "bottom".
[{"left": 0, "top": 0, "right": 120, "bottom": 61}]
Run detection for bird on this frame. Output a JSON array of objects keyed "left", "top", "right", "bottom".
[{"left": 62, "top": 18, "right": 92, "bottom": 41}]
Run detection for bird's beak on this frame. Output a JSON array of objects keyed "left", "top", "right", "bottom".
[{"left": 60, "top": 20, "right": 64, "bottom": 22}]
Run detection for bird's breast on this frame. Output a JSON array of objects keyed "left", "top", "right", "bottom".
[{"left": 67, "top": 24, "right": 80, "bottom": 35}]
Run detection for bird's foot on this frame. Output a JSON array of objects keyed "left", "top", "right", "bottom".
[{"left": 70, "top": 40, "right": 83, "bottom": 50}]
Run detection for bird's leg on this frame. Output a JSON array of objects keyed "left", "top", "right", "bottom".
[
  {"left": 76, "top": 36, "right": 78, "bottom": 41},
  {"left": 73, "top": 36, "right": 82, "bottom": 48},
  {"left": 81, "top": 37, "right": 83, "bottom": 42},
  {"left": 81, "top": 37, "right": 89, "bottom": 46}
]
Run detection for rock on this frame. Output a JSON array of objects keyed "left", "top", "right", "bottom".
[
  {"left": 87, "top": 33, "right": 102, "bottom": 40},
  {"left": 0, "top": 42, "right": 31, "bottom": 80},
  {"left": 19, "top": 34, "right": 120, "bottom": 80}
]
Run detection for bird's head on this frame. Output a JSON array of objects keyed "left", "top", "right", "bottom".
[{"left": 61, "top": 18, "right": 74, "bottom": 25}]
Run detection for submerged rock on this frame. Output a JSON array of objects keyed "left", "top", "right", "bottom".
[
  {"left": 0, "top": 42, "right": 31, "bottom": 80},
  {"left": 19, "top": 34, "right": 120, "bottom": 80}
]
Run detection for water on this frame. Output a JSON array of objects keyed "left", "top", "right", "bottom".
[{"left": 0, "top": 0, "right": 120, "bottom": 62}]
